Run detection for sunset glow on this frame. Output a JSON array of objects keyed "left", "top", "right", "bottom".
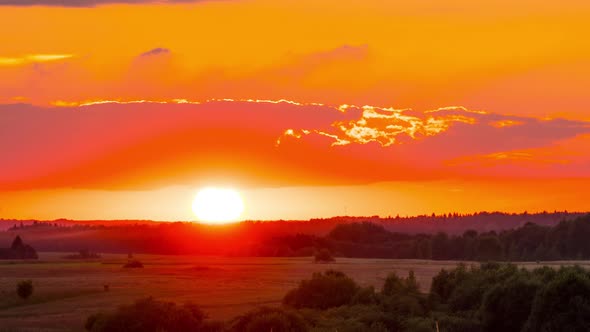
[
  {"left": 0, "top": 0, "right": 589, "bottom": 220},
  {"left": 2, "top": 2, "right": 590, "bottom": 331},
  {"left": 192, "top": 188, "right": 244, "bottom": 224}
]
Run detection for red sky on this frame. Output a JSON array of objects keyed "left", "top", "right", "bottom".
[{"left": 0, "top": 0, "right": 589, "bottom": 220}]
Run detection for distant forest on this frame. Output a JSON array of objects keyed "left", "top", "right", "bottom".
[
  {"left": 273, "top": 214, "right": 590, "bottom": 261},
  {"left": 1, "top": 211, "right": 589, "bottom": 261}
]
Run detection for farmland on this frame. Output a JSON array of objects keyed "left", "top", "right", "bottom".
[{"left": 1, "top": 254, "right": 589, "bottom": 332}]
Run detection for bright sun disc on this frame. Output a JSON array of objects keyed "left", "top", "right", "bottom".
[{"left": 192, "top": 187, "right": 244, "bottom": 224}]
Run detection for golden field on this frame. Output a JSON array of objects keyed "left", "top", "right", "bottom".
[{"left": 2, "top": 254, "right": 589, "bottom": 332}]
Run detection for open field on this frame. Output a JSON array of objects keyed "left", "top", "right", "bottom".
[{"left": 2, "top": 254, "right": 590, "bottom": 332}]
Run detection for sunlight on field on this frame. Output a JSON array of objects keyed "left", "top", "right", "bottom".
[{"left": 2, "top": 254, "right": 590, "bottom": 332}]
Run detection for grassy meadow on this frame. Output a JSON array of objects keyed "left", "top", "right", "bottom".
[{"left": 2, "top": 254, "right": 590, "bottom": 332}]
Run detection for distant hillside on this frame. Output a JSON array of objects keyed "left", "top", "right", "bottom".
[{"left": 0, "top": 210, "right": 583, "bottom": 234}]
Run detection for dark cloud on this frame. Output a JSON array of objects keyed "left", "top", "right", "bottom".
[
  {"left": 139, "top": 47, "right": 171, "bottom": 57},
  {"left": 0, "top": 0, "right": 206, "bottom": 7}
]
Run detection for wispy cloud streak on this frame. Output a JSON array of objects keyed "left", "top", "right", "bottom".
[{"left": 0, "top": 0, "right": 208, "bottom": 6}]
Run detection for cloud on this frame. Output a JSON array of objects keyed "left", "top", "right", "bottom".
[
  {"left": 0, "top": 99, "right": 588, "bottom": 191},
  {"left": 446, "top": 133, "right": 590, "bottom": 177},
  {"left": 0, "top": 44, "right": 371, "bottom": 107},
  {"left": 139, "top": 47, "right": 171, "bottom": 57},
  {"left": 280, "top": 105, "right": 587, "bottom": 152},
  {"left": 0, "top": 0, "right": 207, "bottom": 6},
  {"left": 314, "top": 105, "right": 478, "bottom": 147},
  {"left": 0, "top": 54, "right": 74, "bottom": 66}
]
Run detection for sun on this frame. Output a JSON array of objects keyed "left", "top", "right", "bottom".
[{"left": 192, "top": 187, "right": 244, "bottom": 224}]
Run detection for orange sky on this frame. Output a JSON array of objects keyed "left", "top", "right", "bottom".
[{"left": 0, "top": 0, "right": 589, "bottom": 220}]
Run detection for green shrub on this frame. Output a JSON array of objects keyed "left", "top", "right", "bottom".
[
  {"left": 434, "top": 313, "right": 482, "bottom": 332},
  {"left": 283, "top": 270, "right": 359, "bottom": 309},
  {"left": 85, "top": 297, "right": 222, "bottom": 332},
  {"left": 523, "top": 269, "right": 590, "bottom": 332},
  {"left": 382, "top": 294, "right": 425, "bottom": 317},
  {"left": 368, "top": 321, "right": 389, "bottom": 332},
  {"left": 351, "top": 286, "right": 378, "bottom": 305},
  {"left": 404, "top": 317, "right": 436, "bottom": 332},
  {"left": 382, "top": 271, "right": 420, "bottom": 297},
  {"left": 301, "top": 305, "right": 399, "bottom": 332},
  {"left": 231, "top": 306, "right": 307, "bottom": 332},
  {"left": 480, "top": 276, "right": 539, "bottom": 332},
  {"left": 429, "top": 266, "right": 468, "bottom": 304},
  {"left": 432, "top": 263, "right": 520, "bottom": 312},
  {"left": 16, "top": 280, "right": 33, "bottom": 300}
]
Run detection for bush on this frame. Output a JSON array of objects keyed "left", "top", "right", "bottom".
[
  {"left": 300, "top": 304, "right": 397, "bottom": 332},
  {"left": 85, "top": 297, "right": 222, "bottom": 332},
  {"left": 426, "top": 263, "right": 590, "bottom": 332},
  {"left": 404, "top": 317, "right": 436, "bottom": 332},
  {"left": 351, "top": 286, "right": 378, "bottom": 305},
  {"left": 382, "top": 294, "right": 425, "bottom": 317},
  {"left": 480, "top": 276, "right": 539, "bottom": 332},
  {"left": 283, "top": 270, "right": 359, "bottom": 309},
  {"left": 17, "top": 280, "right": 33, "bottom": 300},
  {"left": 231, "top": 307, "right": 308, "bottom": 332},
  {"left": 382, "top": 271, "right": 420, "bottom": 297},
  {"left": 429, "top": 266, "right": 467, "bottom": 305},
  {"left": 314, "top": 249, "right": 335, "bottom": 263},
  {"left": 523, "top": 269, "right": 590, "bottom": 332},
  {"left": 434, "top": 313, "right": 482, "bottom": 332},
  {"left": 447, "top": 276, "right": 486, "bottom": 312},
  {"left": 123, "top": 259, "right": 144, "bottom": 268},
  {"left": 432, "top": 263, "right": 519, "bottom": 312},
  {"left": 368, "top": 321, "right": 389, "bottom": 332}
]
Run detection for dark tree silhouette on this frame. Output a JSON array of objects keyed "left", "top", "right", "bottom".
[
  {"left": 523, "top": 269, "right": 590, "bottom": 332},
  {"left": 313, "top": 248, "right": 335, "bottom": 263},
  {"left": 480, "top": 276, "right": 540, "bottom": 332},
  {"left": 17, "top": 280, "right": 33, "bottom": 300},
  {"left": 231, "top": 307, "right": 307, "bottom": 332},
  {"left": 283, "top": 270, "right": 359, "bottom": 309},
  {"left": 85, "top": 297, "right": 222, "bottom": 332}
]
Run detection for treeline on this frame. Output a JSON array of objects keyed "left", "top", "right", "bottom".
[
  {"left": 85, "top": 263, "right": 590, "bottom": 331},
  {"left": 264, "top": 214, "right": 590, "bottom": 261},
  {"left": 1, "top": 213, "right": 588, "bottom": 259},
  {"left": 310, "top": 210, "right": 580, "bottom": 235},
  {"left": 1, "top": 210, "right": 583, "bottom": 235}
]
